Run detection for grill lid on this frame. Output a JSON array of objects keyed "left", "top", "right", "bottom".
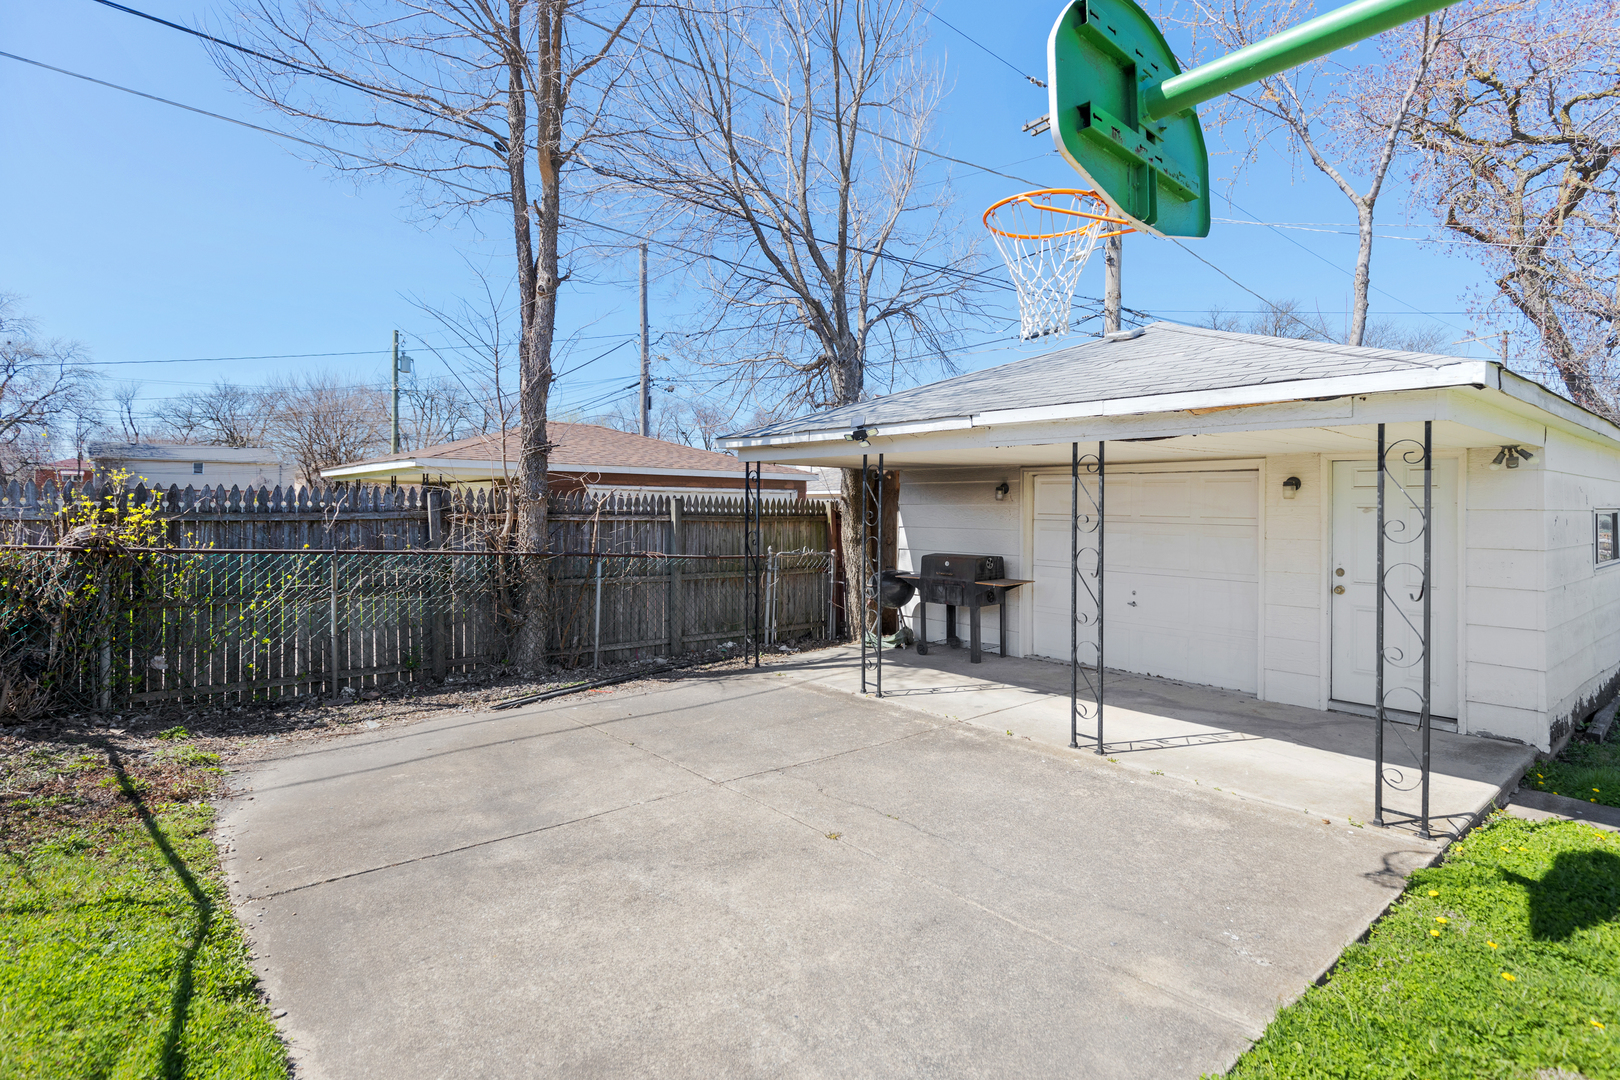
[{"left": 918, "top": 553, "right": 1005, "bottom": 582}]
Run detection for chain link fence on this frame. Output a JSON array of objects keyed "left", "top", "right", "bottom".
[{"left": 0, "top": 547, "right": 835, "bottom": 717}]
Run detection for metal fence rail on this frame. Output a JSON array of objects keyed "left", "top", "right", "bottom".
[{"left": 0, "top": 547, "right": 834, "bottom": 715}]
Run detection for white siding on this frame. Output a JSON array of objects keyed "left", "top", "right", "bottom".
[
  {"left": 1262, "top": 454, "right": 1325, "bottom": 708},
  {"left": 1538, "top": 428, "right": 1620, "bottom": 746},
  {"left": 1463, "top": 446, "right": 1546, "bottom": 745},
  {"left": 116, "top": 458, "right": 291, "bottom": 490},
  {"left": 894, "top": 468, "right": 1023, "bottom": 654}
]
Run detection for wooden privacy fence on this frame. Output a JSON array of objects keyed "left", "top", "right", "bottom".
[
  {"left": 0, "top": 547, "right": 835, "bottom": 715},
  {"left": 0, "top": 479, "right": 833, "bottom": 554}
]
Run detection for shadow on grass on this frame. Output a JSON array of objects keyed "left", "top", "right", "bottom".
[
  {"left": 1505, "top": 848, "right": 1620, "bottom": 942},
  {"left": 108, "top": 749, "right": 212, "bottom": 1080}
]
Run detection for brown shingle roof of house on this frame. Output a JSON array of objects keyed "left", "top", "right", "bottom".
[{"left": 344, "top": 422, "right": 809, "bottom": 479}]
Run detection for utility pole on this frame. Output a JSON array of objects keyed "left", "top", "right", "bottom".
[
  {"left": 391, "top": 329, "right": 402, "bottom": 454},
  {"left": 390, "top": 329, "right": 400, "bottom": 488},
  {"left": 639, "top": 243, "right": 650, "bottom": 438},
  {"left": 1103, "top": 234, "right": 1123, "bottom": 334}
]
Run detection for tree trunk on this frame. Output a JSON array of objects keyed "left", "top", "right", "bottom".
[
  {"left": 1515, "top": 268, "right": 1610, "bottom": 416},
  {"left": 1349, "top": 200, "right": 1375, "bottom": 347},
  {"left": 512, "top": 4, "right": 559, "bottom": 667},
  {"left": 838, "top": 464, "right": 901, "bottom": 642}
]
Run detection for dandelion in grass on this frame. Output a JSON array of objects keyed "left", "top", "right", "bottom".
[
  {"left": 1487, "top": 941, "right": 1498, "bottom": 949},
  {"left": 1435, "top": 916, "right": 1448, "bottom": 924},
  {"left": 1502, "top": 972, "right": 1516, "bottom": 981},
  {"left": 1427, "top": 889, "right": 1438, "bottom": 897},
  {"left": 1430, "top": 929, "right": 1440, "bottom": 937},
  {"left": 1593, "top": 1020, "right": 1606, "bottom": 1029}
]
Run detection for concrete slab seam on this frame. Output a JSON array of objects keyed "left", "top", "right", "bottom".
[{"left": 240, "top": 783, "right": 706, "bottom": 902}]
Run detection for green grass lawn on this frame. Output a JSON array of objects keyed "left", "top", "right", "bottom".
[
  {"left": 1217, "top": 814, "right": 1620, "bottom": 1079},
  {"left": 1525, "top": 736, "right": 1620, "bottom": 810},
  {"left": 1, "top": 740, "right": 285, "bottom": 1079}
]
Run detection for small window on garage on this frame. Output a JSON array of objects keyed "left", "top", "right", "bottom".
[
  {"left": 193, "top": 462, "right": 204, "bottom": 474},
  {"left": 1598, "top": 510, "right": 1619, "bottom": 566}
]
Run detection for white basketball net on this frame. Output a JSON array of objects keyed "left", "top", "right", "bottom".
[{"left": 984, "top": 189, "right": 1122, "bottom": 341}]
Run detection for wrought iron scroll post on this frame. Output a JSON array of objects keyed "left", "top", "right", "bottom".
[
  {"left": 1421, "top": 422, "right": 1433, "bottom": 835},
  {"left": 744, "top": 461, "right": 762, "bottom": 669},
  {"left": 1373, "top": 421, "right": 1433, "bottom": 838},
  {"left": 876, "top": 454, "right": 885, "bottom": 698},
  {"left": 1070, "top": 442, "right": 1105, "bottom": 753},
  {"left": 860, "top": 454, "right": 870, "bottom": 694},
  {"left": 1375, "top": 426, "right": 1386, "bottom": 827}
]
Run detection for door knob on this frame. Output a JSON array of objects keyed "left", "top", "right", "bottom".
[{"left": 1333, "top": 585, "right": 1345, "bottom": 595}]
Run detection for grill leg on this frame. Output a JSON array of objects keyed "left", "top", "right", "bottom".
[
  {"left": 916, "top": 598, "right": 928, "bottom": 655},
  {"left": 970, "top": 599, "right": 982, "bottom": 663},
  {"left": 946, "top": 604, "right": 959, "bottom": 648},
  {"left": 999, "top": 604, "right": 1008, "bottom": 658}
]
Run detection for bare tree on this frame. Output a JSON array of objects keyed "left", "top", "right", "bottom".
[
  {"left": 1394, "top": 0, "right": 1620, "bottom": 414},
  {"left": 399, "top": 375, "right": 485, "bottom": 449},
  {"left": 1203, "top": 298, "right": 1332, "bottom": 340},
  {"left": 0, "top": 295, "right": 99, "bottom": 482},
  {"left": 1168, "top": 0, "right": 1458, "bottom": 345},
  {"left": 1360, "top": 320, "right": 1449, "bottom": 353},
  {"left": 110, "top": 382, "right": 144, "bottom": 443},
  {"left": 409, "top": 268, "right": 523, "bottom": 453},
  {"left": 264, "top": 374, "right": 390, "bottom": 484},
  {"left": 215, "top": 0, "right": 643, "bottom": 555},
  {"left": 150, "top": 381, "right": 272, "bottom": 447},
  {"left": 610, "top": 0, "right": 981, "bottom": 622}
]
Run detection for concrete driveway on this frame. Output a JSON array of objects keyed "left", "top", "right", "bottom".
[{"left": 220, "top": 667, "right": 1439, "bottom": 1078}]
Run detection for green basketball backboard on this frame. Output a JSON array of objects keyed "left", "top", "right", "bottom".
[
  {"left": 1047, "top": 0, "right": 1210, "bottom": 238},
  {"left": 1046, "top": 0, "right": 1461, "bottom": 238}
]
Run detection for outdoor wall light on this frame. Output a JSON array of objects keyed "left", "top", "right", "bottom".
[
  {"left": 1490, "top": 445, "right": 1535, "bottom": 470},
  {"left": 844, "top": 427, "right": 871, "bottom": 447},
  {"left": 994, "top": 481, "right": 1010, "bottom": 501},
  {"left": 1282, "top": 476, "right": 1302, "bottom": 500}
]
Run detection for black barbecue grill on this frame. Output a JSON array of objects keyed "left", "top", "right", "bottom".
[{"left": 897, "top": 553, "right": 1030, "bottom": 663}]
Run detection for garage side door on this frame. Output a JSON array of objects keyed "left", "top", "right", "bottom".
[{"left": 1032, "top": 470, "right": 1260, "bottom": 693}]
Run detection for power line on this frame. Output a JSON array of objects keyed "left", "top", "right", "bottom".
[
  {"left": 1215, "top": 196, "right": 1469, "bottom": 335},
  {"left": 927, "top": 9, "right": 1046, "bottom": 88},
  {"left": 1, "top": 46, "right": 1149, "bottom": 365},
  {"left": 575, "top": 13, "right": 1047, "bottom": 189},
  {"left": 85, "top": 0, "right": 482, "bottom": 134}
]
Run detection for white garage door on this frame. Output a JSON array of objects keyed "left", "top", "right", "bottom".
[{"left": 1031, "top": 470, "right": 1259, "bottom": 693}]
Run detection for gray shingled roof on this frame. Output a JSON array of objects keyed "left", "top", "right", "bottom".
[{"left": 733, "top": 322, "right": 1471, "bottom": 438}]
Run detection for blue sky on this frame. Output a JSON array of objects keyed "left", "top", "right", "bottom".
[{"left": 0, "top": 0, "right": 1499, "bottom": 433}]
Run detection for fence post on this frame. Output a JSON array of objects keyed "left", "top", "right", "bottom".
[
  {"left": 827, "top": 551, "right": 836, "bottom": 642},
  {"left": 593, "top": 557, "right": 604, "bottom": 670},
  {"left": 98, "top": 588, "right": 112, "bottom": 713},
  {"left": 667, "top": 497, "right": 684, "bottom": 656},
  {"left": 426, "top": 488, "right": 442, "bottom": 546},
  {"left": 329, "top": 555, "right": 341, "bottom": 699}
]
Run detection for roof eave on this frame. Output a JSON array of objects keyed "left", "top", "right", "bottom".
[{"left": 723, "top": 361, "right": 1500, "bottom": 452}]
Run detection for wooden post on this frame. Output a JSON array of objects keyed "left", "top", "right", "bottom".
[{"left": 667, "top": 497, "right": 684, "bottom": 655}]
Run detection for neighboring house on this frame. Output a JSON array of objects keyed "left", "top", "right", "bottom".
[
  {"left": 35, "top": 458, "right": 91, "bottom": 486},
  {"left": 724, "top": 321, "right": 1620, "bottom": 752},
  {"left": 322, "top": 422, "right": 813, "bottom": 499},
  {"left": 89, "top": 442, "right": 291, "bottom": 490}
]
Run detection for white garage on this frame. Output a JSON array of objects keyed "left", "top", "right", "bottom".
[{"left": 726, "top": 321, "right": 1620, "bottom": 752}]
